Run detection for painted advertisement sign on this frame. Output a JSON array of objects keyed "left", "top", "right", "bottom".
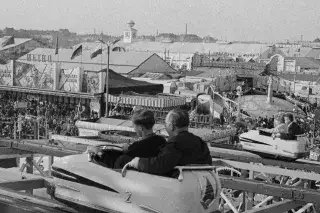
[
  {"left": 14, "top": 62, "right": 54, "bottom": 89},
  {"left": 0, "top": 63, "right": 13, "bottom": 86},
  {"left": 82, "top": 71, "right": 100, "bottom": 94},
  {"left": 59, "top": 67, "right": 82, "bottom": 92}
]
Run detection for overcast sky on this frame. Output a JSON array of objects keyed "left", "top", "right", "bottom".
[{"left": 2, "top": 0, "right": 320, "bottom": 42}]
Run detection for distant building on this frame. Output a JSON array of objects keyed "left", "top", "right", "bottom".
[
  {"left": 58, "top": 29, "right": 72, "bottom": 36},
  {"left": 3, "top": 27, "right": 14, "bottom": 36},
  {"left": 203, "top": 36, "right": 218, "bottom": 43},
  {"left": 155, "top": 33, "right": 177, "bottom": 42},
  {"left": 18, "top": 48, "right": 177, "bottom": 78},
  {"left": 260, "top": 54, "right": 320, "bottom": 73},
  {"left": 74, "top": 21, "right": 274, "bottom": 71},
  {"left": 0, "top": 37, "right": 45, "bottom": 62},
  {"left": 178, "top": 34, "right": 202, "bottom": 43},
  {"left": 305, "top": 47, "right": 320, "bottom": 60},
  {"left": 261, "top": 45, "right": 311, "bottom": 58},
  {"left": 123, "top": 20, "right": 138, "bottom": 43}
]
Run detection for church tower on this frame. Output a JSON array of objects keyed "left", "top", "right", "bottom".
[{"left": 123, "top": 20, "right": 138, "bottom": 43}]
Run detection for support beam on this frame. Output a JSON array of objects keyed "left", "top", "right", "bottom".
[
  {"left": 26, "top": 157, "right": 34, "bottom": 194},
  {"left": 295, "top": 203, "right": 314, "bottom": 213},
  {"left": 48, "top": 156, "right": 54, "bottom": 176},
  {"left": 210, "top": 147, "right": 320, "bottom": 174},
  {"left": 0, "top": 147, "right": 32, "bottom": 155},
  {"left": 245, "top": 200, "right": 305, "bottom": 213},
  {"left": 0, "top": 147, "right": 37, "bottom": 159},
  {"left": 214, "top": 158, "right": 320, "bottom": 182},
  {"left": 0, "top": 185, "right": 77, "bottom": 213},
  {"left": 32, "top": 159, "right": 48, "bottom": 177},
  {"left": 220, "top": 175, "right": 320, "bottom": 204},
  {"left": 51, "top": 134, "right": 119, "bottom": 147},
  {"left": 11, "top": 143, "right": 82, "bottom": 157},
  {"left": 0, "top": 178, "right": 45, "bottom": 191},
  {"left": 0, "top": 138, "right": 83, "bottom": 157},
  {"left": 0, "top": 153, "right": 39, "bottom": 159}
]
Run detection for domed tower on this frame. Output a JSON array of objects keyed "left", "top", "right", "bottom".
[{"left": 123, "top": 20, "right": 138, "bottom": 43}]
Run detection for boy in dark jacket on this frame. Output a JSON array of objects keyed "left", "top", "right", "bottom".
[{"left": 127, "top": 109, "right": 212, "bottom": 175}]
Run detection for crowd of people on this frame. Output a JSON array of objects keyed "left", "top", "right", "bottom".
[
  {"left": 0, "top": 92, "right": 94, "bottom": 139},
  {"left": 0, "top": 85, "right": 319, "bottom": 144}
]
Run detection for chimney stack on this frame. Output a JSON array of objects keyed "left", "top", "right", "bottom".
[{"left": 301, "top": 35, "right": 303, "bottom": 42}]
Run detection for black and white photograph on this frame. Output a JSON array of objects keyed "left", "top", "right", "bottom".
[{"left": 0, "top": 0, "right": 319, "bottom": 212}]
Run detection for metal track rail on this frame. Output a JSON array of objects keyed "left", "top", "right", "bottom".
[{"left": 210, "top": 145, "right": 320, "bottom": 173}]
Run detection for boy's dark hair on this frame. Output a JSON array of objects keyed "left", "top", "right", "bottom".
[
  {"left": 132, "top": 108, "right": 155, "bottom": 130},
  {"left": 284, "top": 113, "right": 294, "bottom": 122}
]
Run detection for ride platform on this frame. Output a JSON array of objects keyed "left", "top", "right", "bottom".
[
  {"left": 0, "top": 169, "right": 76, "bottom": 213},
  {"left": 0, "top": 136, "right": 319, "bottom": 212}
]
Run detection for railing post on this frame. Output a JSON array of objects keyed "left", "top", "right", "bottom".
[
  {"left": 25, "top": 157, "right": 33, "bottom": 194},
  {"left": 48, "top": 132, "right": 54, "bottom": 176},
  {"left": 13, "top": 121, "right": 16, "bottom": 140}
]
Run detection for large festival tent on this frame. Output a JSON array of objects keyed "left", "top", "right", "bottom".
[{"left": 105, "top": 68, "right": 163, "bottom": 94}]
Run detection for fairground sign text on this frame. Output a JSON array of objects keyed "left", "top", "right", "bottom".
[{"left": 26, "top": 54, "right": 52, "bottom": 62}]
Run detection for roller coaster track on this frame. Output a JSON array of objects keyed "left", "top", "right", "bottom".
[{"left": 210, "top": 145, "right": 320, "bottom": 173}]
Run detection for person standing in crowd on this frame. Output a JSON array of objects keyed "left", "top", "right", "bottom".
[{"left": 126, "top": 109, "right": 212, "bottom": 176}]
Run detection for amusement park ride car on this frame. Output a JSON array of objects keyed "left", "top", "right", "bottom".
[
  {"left": 211, "top": 129, "right": 310, "bottom": 161},
  {"left": 239, "top": 129, "right": 309, "bottom": 160},
  {"left": 48, "top": 142, "right": 222, "bottom": 213}
]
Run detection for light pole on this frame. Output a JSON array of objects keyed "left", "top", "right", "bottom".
[
  {"left": 98, "top": 39, "right": 121, "bottom": 118},
  {"left": 236, "top": 85, "right": 243, "bottom": 122}
]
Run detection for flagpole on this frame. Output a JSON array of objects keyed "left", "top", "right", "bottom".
[
  {"left": 57, "top": 33, "right": 60, "bottom": 63},
  {"left": 81, "top": 51, "right": 83, "bottom": 68},
  {"left": 104, "top": 45, "right": 110, "bottom": 117},
  {"left": 100, "top": 43, "right": 103, "bottom": 72}
]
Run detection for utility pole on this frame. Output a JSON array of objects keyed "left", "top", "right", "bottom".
[
  {"left": 102, "top": 38, "right": 121, "bottom": 117},
  {"left": 236, "top": 86, "right": 243, "bottom": 122}
]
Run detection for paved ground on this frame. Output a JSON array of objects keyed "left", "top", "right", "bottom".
[{"left": 238, "top": 95, "right": 303, "bottom": 117}]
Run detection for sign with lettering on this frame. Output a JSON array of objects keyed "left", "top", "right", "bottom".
[
  {"left": 0, "top": 63, "right": 13, "bottom": 86},
  {"left": 59, "top": 67, "right": 82, "bottom": 92},
  {"left": 26, "top": 54, "right": 52, "bottom": 63},
  {"left": 14, "top": 62, "right": 54, "bottom": 89}
]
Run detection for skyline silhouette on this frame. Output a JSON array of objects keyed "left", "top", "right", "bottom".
[{"left": 1, "top": 0, "right": 320, "bottom": 42}]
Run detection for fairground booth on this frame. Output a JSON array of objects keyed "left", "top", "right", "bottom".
[{"left": 0, "top": 48, "right": 164, "bottom": 118}]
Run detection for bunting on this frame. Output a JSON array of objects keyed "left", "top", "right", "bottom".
[
  {"left": 70, "top": 45, "right": 82, "bottom": 60},
  {"left": 2, "top": 35, "right": 14, "bottom": 47}
]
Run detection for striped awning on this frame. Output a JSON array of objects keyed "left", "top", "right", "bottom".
[{"left": 0, "top": 86, "right": 102, "bottom": 99}]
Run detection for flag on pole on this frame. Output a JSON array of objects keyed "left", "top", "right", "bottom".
[
  {"left": 71, "top": 45, "right": 82, "bottom": 60},
  {"left": 55, "top": 33, "right": 59, "bottom": 55},
  {"left": 90, "top": 44, "right": 102, "bottom": 59},
  {"left": 2, "top": 35, "right": 14, "bottom": 47}
]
